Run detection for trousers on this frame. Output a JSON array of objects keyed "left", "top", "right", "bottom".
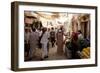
[{"left": 41, "top": 43, "right": 48, "bottom": 58}]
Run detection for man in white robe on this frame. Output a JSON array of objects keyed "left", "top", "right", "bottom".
[
  {"left": 40, "top": 28, "right": 50, "bottom": 60},
  {"left": 29, "top": 28, "right": 39, "bottom": 60}
]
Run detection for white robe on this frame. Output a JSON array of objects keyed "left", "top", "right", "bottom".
[
  {"left": 40, "top": 31, "right": 50, "bottom": 58},
  {"left": 29, "top": 31, "right": 39, "bottom": 58},
  {"left": 40, "top": 32, "right": 50, "bottom": 44}
]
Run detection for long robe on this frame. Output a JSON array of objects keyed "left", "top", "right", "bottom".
[
  {"left": 29, "top": 31, "right": 39, "bottom": 58},
  {"left": 40, "top": 31, "right": 50, "bottom": 58},
  {"left": 56, "top": 30, "right": 64, "bottom": 55}
]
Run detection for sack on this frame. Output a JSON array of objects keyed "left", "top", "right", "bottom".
[{"left": 81, "top": 47, "right": 90, "bottom": 59}]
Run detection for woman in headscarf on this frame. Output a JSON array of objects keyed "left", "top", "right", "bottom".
[
  {"left": 69, "top": 32, "right": 80, "bottom": 59},
  {"left": 56, "top": 26, "right": 64, "bottom": 55}
]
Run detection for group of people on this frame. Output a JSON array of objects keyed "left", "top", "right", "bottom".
[
  {"left": 24, "top": 26, "right": 66, "bottom": 61},
  {"left": 24, "top": 25, "right": 90, "bottom": 61},
  {"left": 65, "top": 30, "right": 90, "bottom": 59}
]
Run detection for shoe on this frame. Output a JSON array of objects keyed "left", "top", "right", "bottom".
[
  {"left": 40, "top": 58, "right": 44, "bottom": 61},
  {"left": 44, "top": 56, "right": 48, "bottom": 58},
  {"left": 28, "top": 58, "right": 32, "bottom": 60}
]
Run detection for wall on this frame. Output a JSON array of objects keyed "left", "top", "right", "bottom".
[{"left": 0, "top": 0, "right": 99, "bottom": 73}]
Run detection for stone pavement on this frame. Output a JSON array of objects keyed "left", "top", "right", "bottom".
[{"left": 25, "top": 44, "right": 67, "bottom": 61}]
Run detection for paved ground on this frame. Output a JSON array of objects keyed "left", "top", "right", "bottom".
[{"left": 25, "top": 43, "right": 67, "bottom": 61}]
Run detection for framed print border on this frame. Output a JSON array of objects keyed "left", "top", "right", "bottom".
[{"left": 11, "top": 1, "right": 98, "bottom": 71}]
